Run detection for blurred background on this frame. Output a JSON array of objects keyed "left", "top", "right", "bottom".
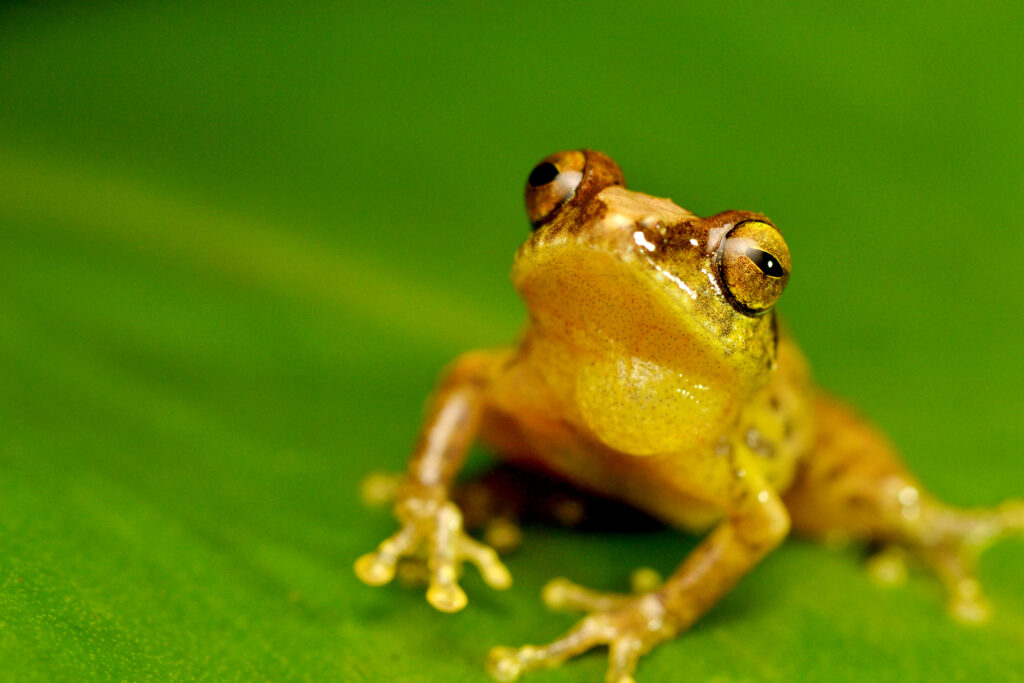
[{"left": 1, "top": 1, "right": 1022, "bottom": 680}]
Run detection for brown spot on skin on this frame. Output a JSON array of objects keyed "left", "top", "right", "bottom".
[
  {"left": 744, "top": 538, "right": 768, "bottom": 555},
  {"left": 566, "top": 190, "right": 612, "bottom": 237},
  {"left": 846, "top": 494, "right": 872, "bottom": 510},
  {"left": 771, "top": 311, "right": 780, "bottom": 354},
  {"left": 659, "top": 218, "right": 704, "bottom": 252},
  {"left": 823, "top": 461, "right": 851, "bottom": 484}
]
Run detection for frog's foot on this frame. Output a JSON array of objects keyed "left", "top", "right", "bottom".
[
  {"left": 866, "top": 541, "right": 992, "bottom": 622},
  {"left": 898, "top": 492, "right": 1024, "bottom": 623},
  {"left": 487, "top": 578, "right": 674, "bottom": 683},
  {"left": 354, "top": 496, "right": 512, "bottom": 612},
  {"left": 865, "top": 544, "right": 909, "bottom": 587}
]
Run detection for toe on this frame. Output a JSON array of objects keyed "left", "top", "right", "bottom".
[
  {"left": 542, "top": 577, "right": 633, "bottom": 613},
  {"left": 426, "top": 582, "right": 468, "bottom": 612},
  {"left": 354, "top": 523, "right": 420, "bottom": 586},
  {"left": 486, "top": 646, "right": 525, "bottom": 682},
  {"left": 606, "top": 637, "right": 642, "bottom": 683},
  {"left": 460, "top": 535, "right": 513, "bottom": 589},
  {"left": 354, "top": 551, "right": 395, "bottom": 585},
  {"left": 947, "top": 578, "right": 992, "bottom": 624},
  {"left": 866, "top": 545, "right": 908, "bottom": 587}
]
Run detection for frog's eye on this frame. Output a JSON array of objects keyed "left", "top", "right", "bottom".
[
  {"left": 524, "top": 150, "right": 587, "bottom": 229},
  {"left": 719, "top": 220, "right": 791, "bottom": 315}
]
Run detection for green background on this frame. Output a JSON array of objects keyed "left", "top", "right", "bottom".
[{"left": 2, "top": 1, "right": 1022, "bottom": 680}]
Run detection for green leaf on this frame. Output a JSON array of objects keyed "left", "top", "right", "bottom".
[{"left": 1, "top": 2, "right": 1022, "bottom": 680}]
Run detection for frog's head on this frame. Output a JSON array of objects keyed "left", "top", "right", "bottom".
[{"left": 513, "top": 150, "right": 792, "bottom": 453}]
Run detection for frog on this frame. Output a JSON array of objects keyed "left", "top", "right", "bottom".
[{"left": 355, "top": 149, "right": 1023, "bottom": 683}]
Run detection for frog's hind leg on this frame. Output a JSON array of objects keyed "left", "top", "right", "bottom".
[{"left": 784, "top": 394, "right": 1024, "bottom": 623}]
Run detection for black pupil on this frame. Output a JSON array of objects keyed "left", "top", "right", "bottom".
[
  {"left": 745, "top": 247, "right": 785, "bottom": 277},
  {"left": 528, "top": 162, "right": 560, "bottom": 187}
]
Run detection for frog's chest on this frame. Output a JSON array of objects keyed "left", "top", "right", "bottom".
[
  {"left": 480, "top": 364, "right": 752, "bottom": 529},
  {"left": 479, "top": 345, "right": 813, "bottom": 526},
  {"left": 479, "top": 406, "right": 726, "bottom": 531}
]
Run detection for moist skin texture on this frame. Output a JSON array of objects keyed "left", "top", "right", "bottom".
[{"left": 355, "top": 150, "right": 1024, "bottom": 683}]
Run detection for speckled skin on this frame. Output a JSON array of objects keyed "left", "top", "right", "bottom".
[{"left": 355, "top": 151, "right": 1023, "bottom": 683}]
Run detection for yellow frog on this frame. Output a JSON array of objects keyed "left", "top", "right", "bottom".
[{"left": 355, "top": 150, "right": 1023, "bottom": 683}]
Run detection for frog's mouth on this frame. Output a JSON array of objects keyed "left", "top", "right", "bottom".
[{"left": 520, "top": 236, "right": 768, "bottom": 354}]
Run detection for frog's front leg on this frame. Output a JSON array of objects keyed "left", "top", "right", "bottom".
[
  {"left": 354, "top": 351, "right": 513, "bottom": 612},
  {"left": 488, "top": 459, "right": 790, "bottom": 683}
]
